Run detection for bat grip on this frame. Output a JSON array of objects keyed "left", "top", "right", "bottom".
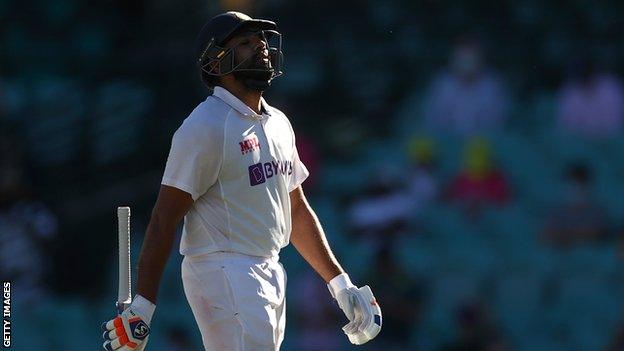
[{"left": 116, "top": 301, "right": 130, "bottom": 315}]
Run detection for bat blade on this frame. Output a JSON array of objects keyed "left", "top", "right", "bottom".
[{"left": 117, "top": 206, "right": 132, "bottom": 313}]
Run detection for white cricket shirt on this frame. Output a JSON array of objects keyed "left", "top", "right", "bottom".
[{"left": 161, "top": 87, "right": 309, "bottom": 258}]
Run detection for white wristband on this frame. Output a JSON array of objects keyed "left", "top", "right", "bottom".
[
  {"left": 328, "top": 273, "right": 355, "bottom": 297},
  {"left": 130, "top": 294, "right": 156, "bottom": 323}
]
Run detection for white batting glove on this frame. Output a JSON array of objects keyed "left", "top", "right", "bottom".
[
  {"left": 102, "top": 295, "right": 155, "bottom": 351},
  {"left": 328, "top": 273, "right": 382, "bottom": 345}
]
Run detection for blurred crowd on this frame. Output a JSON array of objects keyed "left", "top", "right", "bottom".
[{"left": 3, "top": 0, "right": 624, "bottom": 350}]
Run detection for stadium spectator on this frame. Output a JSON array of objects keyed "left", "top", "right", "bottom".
[
  {"left": 542, "top": 162, "right": 610, "bottom": 247},
  {"left": 347, "top": 167, "right": 411, "bottom": 247},
  {"left": 556, "top": 57, "right": 624, "bottom": 138},
  {"left": 406, "top": 136, "right": 439, "bottom": 218},
  {"left": 0, "top": 133, "right": 58, "bottom": 304},
  {"left": 445, "top": 138, "right": 511, "bottom": 214},
  {"left": 423, "top": 36, "right": 509, "bottom": 136}
]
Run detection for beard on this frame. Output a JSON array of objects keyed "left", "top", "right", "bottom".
[{"left": 233, "top": 51, "right": 274, "bottom": 91}]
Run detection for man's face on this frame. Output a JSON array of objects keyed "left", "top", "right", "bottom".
[
  {"left": 219, "top": 28, "right": 279, "bottom": 91},
  {"left": 451, "top": 44, "right": 482, "bottom": 78},
  {"left": 226, "top": 30, "right": 272, "bottom": 71}
]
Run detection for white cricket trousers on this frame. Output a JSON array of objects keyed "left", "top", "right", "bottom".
[{"left": 182, "top": 252, "right": 287, "bottom": 351}]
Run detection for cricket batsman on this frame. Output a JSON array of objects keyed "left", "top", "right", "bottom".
[{"left": 102, "top": 11, "right": 381, "bottom": 350}]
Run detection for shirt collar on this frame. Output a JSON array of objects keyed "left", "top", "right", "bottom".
[{"left": 212, "top": 86, "right": 270, "bottom": 119}]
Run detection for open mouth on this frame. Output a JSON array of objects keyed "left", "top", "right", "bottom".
[{"left": 256, "top": 52, "right": 271, "bottom": 67}]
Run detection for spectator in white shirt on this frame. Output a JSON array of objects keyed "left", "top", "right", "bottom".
[
  {"left": 556, "top": 58, "right": 624, "bottom": 138},
  {"left": 423, "top": 36, "right": 509, "bottom": 136}
]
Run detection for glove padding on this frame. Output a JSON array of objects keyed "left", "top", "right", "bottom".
[
  {"left": 102, "top": 300, "right": 152, "bottom": 351},
  {"left": 341, "top": 285, "right": 382, "bottom": 344},
  {"left": 328, "top": 274, "right": 382, "bottom": 345}
]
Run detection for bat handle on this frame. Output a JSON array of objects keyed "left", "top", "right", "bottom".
[{"left": 116, "top": 301, "right": 129, "bottom": 315}]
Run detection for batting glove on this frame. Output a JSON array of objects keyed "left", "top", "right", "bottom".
[
  {"left": 328, "top": 273, "right": 382, "bottom": 345},
  {"left": 102, "top": 295, "right": 155, "bottom": 351}
]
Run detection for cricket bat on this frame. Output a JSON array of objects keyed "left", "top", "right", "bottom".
[
  {"left": 115, "top": 206, "right": 149, "bottom": 351},
  {"left": 117, "top": 206, "right": 132, "bottom": 314}
]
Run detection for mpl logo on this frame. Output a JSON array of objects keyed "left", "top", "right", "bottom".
[
  {"left": 239, "top": 135, "right": 261, "bottom": 155},
  {"left": 129, "top": 319, "right": 150, "bottom": 340},
  {"left": 249, "top": 160, "right": 293, "bottom": 186}
]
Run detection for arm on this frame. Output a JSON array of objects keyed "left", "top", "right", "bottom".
[
  {"left": 102, "top": 185, "right": 193, "bottom": 351},
  {"left": 289, "top": 186, "right": 344, "bottom": 283},
  {"left": 289, "top": 186, "right": 382, "bottom": 345},
  {"left": 136, "top": 185, "right": 194, "bottom": 303}
]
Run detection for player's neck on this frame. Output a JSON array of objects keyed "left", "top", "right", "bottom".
[{"left": 220, "top": 81, "right": 263, "bottom": 114}]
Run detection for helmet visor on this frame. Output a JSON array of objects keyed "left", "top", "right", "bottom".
[{"left": 200, "top": 29, "right": 283, "bottom": 79}]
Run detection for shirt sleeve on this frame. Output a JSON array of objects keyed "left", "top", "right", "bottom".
[
  {"left": 288, "top": 127, "right": 309, "bottom": 192},
  {"left": 161, "top": 119, "right": 222, "bottom": 201}
]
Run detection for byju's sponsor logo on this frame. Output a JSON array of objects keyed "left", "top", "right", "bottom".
[
  {"left": 239, "top": 135, "right": 261, "bottom": 154},
  {"left": 249, "top": 163, "right": 266, "bottom": 185},
  {"left": 248, "top": 160, "right": 293, "bottom": 186}
]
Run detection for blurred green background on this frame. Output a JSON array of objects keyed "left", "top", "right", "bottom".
[{"left": 2, "top": 0, "right": 624, "bottom": 350}]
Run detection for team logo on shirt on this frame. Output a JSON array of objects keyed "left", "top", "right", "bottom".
[
  {"left": 239, "top": 135, "right": 261, "bottom": 154},
  {"left": 249, "top": 161, "right": 293, "bottom": 186}
]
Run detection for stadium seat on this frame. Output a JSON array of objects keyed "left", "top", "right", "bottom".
[
  {"left": 25, "top": 78, "right": 87, "bottom": 166},
  {"left": 92, "top": 80, "right": 153, "bottom": 165},
  {"left": 493, "top": 271, "right": 545, "bottom": 345}
]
